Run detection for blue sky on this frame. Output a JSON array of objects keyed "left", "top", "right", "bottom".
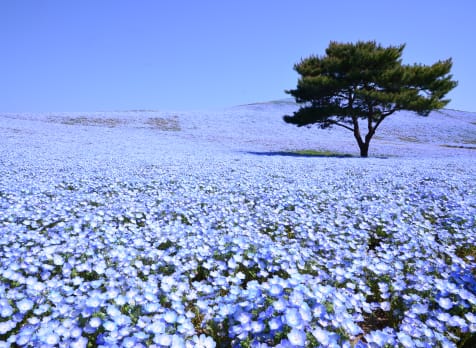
[{"left": 1, "top": 0, "right": 475, "bottom": 112}]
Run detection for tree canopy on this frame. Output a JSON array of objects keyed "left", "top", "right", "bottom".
[{"left": 284, "top": 41, "right": 457, "bottom": 157}]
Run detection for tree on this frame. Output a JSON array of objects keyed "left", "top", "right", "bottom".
[{"left": 283, "top": 41, "right": 457, "bottom": 157}]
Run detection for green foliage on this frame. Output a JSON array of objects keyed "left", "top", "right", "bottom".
[
  {"left": 289, "top": 149, "right": 353, "bottom": 157},
  {"left": 284, "top": 41, "right": 457, "bottom": 157},
  {"left": 146, "top": 116, "right": 181, "bottom": 131}
]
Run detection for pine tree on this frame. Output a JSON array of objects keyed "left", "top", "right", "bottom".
[{"left": 284, "top": 41, "right": 457, "bottom": 157}]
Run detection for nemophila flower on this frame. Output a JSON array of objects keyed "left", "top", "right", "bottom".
[
  {"left": 144, "top": 302, "right": 160, "bottom": 313},
  {"left": 299, "top": 302, "right": 312, "bottom": 322},
  {"left": 103, "top": 320, "right": 117, "bottom": 332},
  {"left": 268, "top": 317, "right": 283, "bottom": 331},
  {"left": 42, "top": 331, "right": 60, "bottom": 345},
  {"left": 397, "top": 332, "right": 415, "bottom": 348},
  {"left": 178, "top": 320, "right": 195, "bottom": 336},
  {"left": 268, "top": 283, "right": 284, "bottom": 297},
  {"left": 312, "top": 327, "right": 332, "bottom": 345},
  {"left": 380, "top": 301, "right": 391, "bottom": 311},
  {"left": 70, "top": 337, "right": 88, "bottom": 348},
  {"left": 465, "top": 312, "right": 476, "bottom": 324},
  {"left": 190, "top": 334, "right": 216, "bottom": 348},
  {"left": 0, "top": 303, "right": 13, "bottom": 318},
  {"left": 250, "top": 320, "right": 265, "bottom": 333},
  {"left": 70, "top": 326, "right": 83, "bottom": 338},
  {"left": 365, "top": 330, "right": 391, "bottom": 346},
  {"left": 234, "top": 310, "right": 252, "bottom": 325},
  {"left": 0, "top": 320, "right": 15, "bottom": 335},
  {"left": 273, "top": 298, "right": 287, "bottom": 312},
  {"left": 448, "top": 315, "right": 466, "bottom": 328},
  {"left": 106, "top": 304, "right": 122, "bottom": 318},
  {"left": 53, "top": 254, "right": 64, "bottom": 266},
  {"left": 438, "top": 297, "right": 453, "bottom": 310},
  {"left": 16, "top": 334, "right": 31, "bottom": 346},
  {"left": 86, "top": 295, "right": 102, "bottom": 309},
  {"left": 285, "top": 307, "right": 303, "bottom": 329},
  {"left": 196, "top": 300, "right": 209, "bottom": 311},
  {"left": 287, "top": 328, "right": 306, "bottom": 346},
  {"left": 168, "top": 334, "right": 185, "bottom": 348},
  {"left": 342, "top": 318, "right": 363, "bottom": 336},
  {"left": 155, "top": 333, "right": 173, "bottom": 346},
  {"left": 147, "top": 320, "right": 166, "bottom": 334},
  {"left": 164, "top": 310, "right": 178, "bottom": 324},
  {"left": 436, "top": 312, "right": 451, "bottom": 323},
  {"left": 289, "top": 290, "right": 305, "bottom": 307},
  {"left": 114, "top": 314, "right": 131, "bottom": 326},
  {"left": 411, "top": 303, "right": 428, "bottom": 315},
  {"left": 16, "top": 298, "right": 34, "bottom": 312}
]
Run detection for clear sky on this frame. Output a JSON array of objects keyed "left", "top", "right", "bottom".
[{"left": 1, "top": 0, "right": 475, "bottom": 112}]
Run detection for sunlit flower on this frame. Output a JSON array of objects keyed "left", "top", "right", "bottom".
[
  {"left": 312, "top": 327, "right": 331, "bottom": 345},
  {"left": 191, "top": 334, "right": 216, "bottom": 348},
  {"left": 155, "top": 333, "right": 173, "bottom": 346},
  {"left": 285, "top": 307, "right": 302, "bottom": 328},
  {"left": 16, "top": 299, "right": 34, "bottom": 313},
  {"left": 397, "top": 332, "right": 415, "bottom": 348},
  {"left": 269, "top": 317, "right": 283, "bottom": 331},
  {"left": 438, "top": 297, "right": 453, "bottom": 310},
  {"left": 164, "top": 309, "right": 178, "bottom": 324},
  {"left": 250, "top": 320, "right": 265, "bottom": 333},
  {"left": 287, "top": 328, "right": 306, "bottom": 346},
  {"left": 0, "top": 321, "right": 15, "bottom": 335}
]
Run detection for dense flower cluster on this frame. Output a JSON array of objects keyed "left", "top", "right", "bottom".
[{"left": 0, "top": 108, "right": 475, "bottom": 347}]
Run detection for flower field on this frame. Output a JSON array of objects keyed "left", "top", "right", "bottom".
[{"left": 0, "top": 104, "right": 475, "bottom": 347}]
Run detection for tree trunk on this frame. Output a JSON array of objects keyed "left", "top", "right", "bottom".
[
  {"left": 359, "top": 142, "right": 369, "bottom": 157},
  {"left": 353, "top": 124, "right": 370, "bottom": 158},
  {"left": 352, "top": 117, "right": 373, "bottom": 157}
]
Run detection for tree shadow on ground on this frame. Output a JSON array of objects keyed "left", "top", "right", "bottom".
[
  {"left": 245, "top": 151, "right": 391, "bottom": 159},
  {"left": 246, "top": 151, "right": 355, "bottom": 158}
]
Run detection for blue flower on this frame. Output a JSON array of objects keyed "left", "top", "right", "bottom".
[
  {"left": 438, "top": 297, "right": 453, "bottom": 310},
  {"left": 285, "top": 307, "right": 302, "bottom": 328},
  {"left": 250, "top": 320, "right": 265, "bottom": 333},
  {"left": 287, "top": 328, "right": 306, "bottom": 346},
  {"left": 397, "top": 332, "right": 415, "bottom": 348},
  {"left": 16, "top": 299, "right": 34, "bottom": 313},
  {"left": 269, "top": 284, "right": 283, "bottom": 297},
  {"left": 365, "top": 330, "right": 385, "bottom": 346},
  {"left": 234, "top": 310, "right": 252, "bottom": 325},
  {"left": 268, "top": 317, "right": 283, "bottom": 331},
  {"left": 342, "top": 318, "right": 362, "bottom": 336},
  {"left": 86, "top": 295, "right": 102, "bottom": 309},
  {"left": 147, "top": 320, "right": 165, "bottom": 334},
  {"left": 164, "top": 310, "right": 178, "bottom": 324},
  {"left": 0, "top": 321, "right": 15, "bottom": 335},
  {"left": 16, "top": 334, "right": 31, "bottom": 346},
  {"left": 465, "top": 312, "right": 476, "bottom": 324},
  {"left": 70, "top": 337, "right": 88, "bottom": 348},
  {"left": 103, "top": 320, "right": 117, "bottom": 332},
  {"left": 312, "top": 327, "right": 331, "bottom": 345},
  {"left": 191, "top": 334, "right": 216, "bottom": 348},
  {"left": 273, "top": 298, "right": 287, "bottom": 312},
  {"left": 170, "top": 334, "right": 185, "bottom": 348},
  {"left": 154, "top": 333, "right": 172, "bottom": 346},
  {"left": 436, "top": 312, "right": 451, "bottom": 322},
  {"left": 0, "top": 303, "right": 13, "bottom": 318}
]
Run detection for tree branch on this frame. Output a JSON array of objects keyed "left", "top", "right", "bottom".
[
  {"left": 328, "top": 120, "right": 354, "bottom": 131},
  {"left": 381, "top": 109, "right": 397, "bottom": 118}
]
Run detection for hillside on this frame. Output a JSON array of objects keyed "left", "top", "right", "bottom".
[{"left": 0, "top": 101, "right": 475, "bottom": 164}]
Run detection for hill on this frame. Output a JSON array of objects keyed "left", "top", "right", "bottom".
[{"left": 1, "top": 101, "right": 474, "bottom": 162}]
